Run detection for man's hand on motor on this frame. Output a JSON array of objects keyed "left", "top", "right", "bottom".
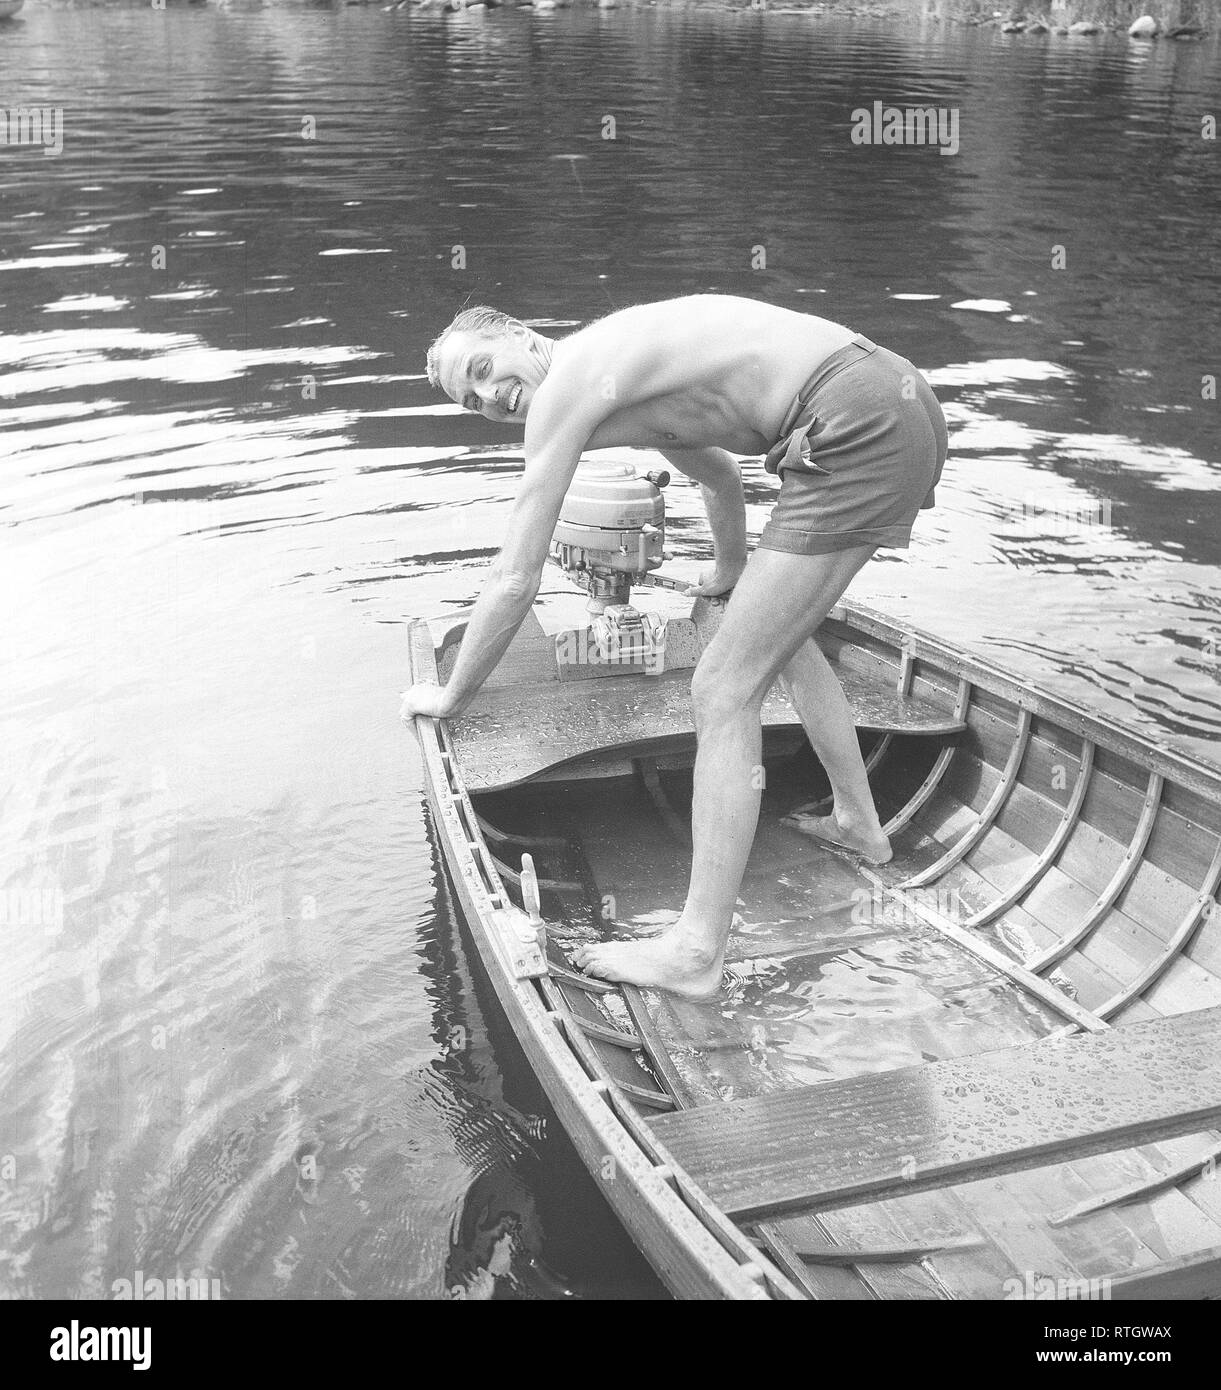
[{"left": 686, "top": 559, "right": 746, "bottom": 598}]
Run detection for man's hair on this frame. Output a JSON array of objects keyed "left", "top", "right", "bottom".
[{"left": 426, "top": 305, "right": 520, "bottom": 389}]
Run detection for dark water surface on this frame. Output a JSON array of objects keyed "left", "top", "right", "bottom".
[{"left": 1, "top": 3, "right": 1219, "bottom": 1299}]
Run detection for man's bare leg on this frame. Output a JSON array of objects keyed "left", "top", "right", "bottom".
[
  {"left": 778, "top": 640, "right": 892, "bottom": 864},
  {"left": 572, "top": 544, "right": 876, "bottom": 998}
]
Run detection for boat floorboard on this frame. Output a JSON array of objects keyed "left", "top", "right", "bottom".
[{"left": 644, "top": 1006, "right": 1221, "bottom": 1224}]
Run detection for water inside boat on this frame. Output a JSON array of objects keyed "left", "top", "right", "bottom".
[{"left": 482, "top": 759, "right": 1064, "bottom": 1104}]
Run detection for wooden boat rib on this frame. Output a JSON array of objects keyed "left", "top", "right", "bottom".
[
  {"left": 407, "top": 587, "right": 1221, "bottom": 1300},
  {"left": 960, "top": 738, "right": 1095, "bottom": 929},
  {"left": 1027, "top": 771, "right": 1164, "bottom": 973},
  {"left": 880, "top": 676, "right": 971, "bottom": 836},
  {"left": 899, "top": 706, "right": 1033, "bottom": 889}
]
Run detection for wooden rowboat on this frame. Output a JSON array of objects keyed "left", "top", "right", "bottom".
[{"left": 406, "top": 579, "right": 1221, "bottom": 1300}]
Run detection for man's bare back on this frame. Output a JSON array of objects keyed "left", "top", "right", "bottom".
[{"left": 553, "top": 297, "right": 858, "bottom": 455}]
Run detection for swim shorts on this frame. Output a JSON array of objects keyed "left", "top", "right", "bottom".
[{"left": 757, "top": 334, "right": 947, "bottom": 556}]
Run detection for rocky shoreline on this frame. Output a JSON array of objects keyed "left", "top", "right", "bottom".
[{"left": 404, "top": 0, "right": 1211, "bottom": 37}]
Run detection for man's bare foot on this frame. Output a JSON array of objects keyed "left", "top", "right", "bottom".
[
  {"left": 782, "top": 805, "right": 893, "bottom": 865},
  {"left": 571, "top": 924, "right": 725, "bottom": 1001}
]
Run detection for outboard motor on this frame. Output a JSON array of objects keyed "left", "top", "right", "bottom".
[
  {"left": 550, "top": 459, "right": 669, "bottom": 610},
  {"left": 550, "top": 459, "right": 671, "bottom": 673}
]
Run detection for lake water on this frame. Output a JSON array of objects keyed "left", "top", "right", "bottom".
[{"left": 1, "top": 2, "right": 1218, "bottom": 1300}]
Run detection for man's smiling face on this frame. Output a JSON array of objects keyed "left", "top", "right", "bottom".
[{"left": 438, "top": 327, "right": 544, "bottom": 424}]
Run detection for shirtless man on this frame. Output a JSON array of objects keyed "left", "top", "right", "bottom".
[{"left": 401, "top": 295, "right": 947, "bottom": 998}]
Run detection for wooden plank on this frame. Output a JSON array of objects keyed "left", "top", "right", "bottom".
[
  {"left": 621, "top": 986, "right": 696, "bottom": 1109},
  {"left": 613, "top": 1080, "right": 676, "bottom": 1111},
  {"left": 1106, "top": 1246, "right": 1221, "bottom": 1299},
  {"left": 1143, "top": 956, "right": 1221, "bottom": 1016},
  {"left": 1159, "top": 781, "right": 1221, "bottom": 876},
  {"left": 771, "top": 1191, "right": 962, "bottom": 1300},
  {"left": 955, "top": 694, "right": 1029, "bottom": 775},
  {"left": 1009, "top": 722, "right": 1082, "bottom": 811},
  {"left": 645, "top": 1007, "right": 1221, "bottom": 1223}
]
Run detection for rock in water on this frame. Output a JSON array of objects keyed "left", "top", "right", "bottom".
[
  {"left": 1128, "top": 15, "right": 1158, "bottom": 39},
  {"left": 1000, "top": 21, "right": 1025, "bottom": 34},
  {"left": 1068, "top": 20, "right": 1101, "bottom": 35}
]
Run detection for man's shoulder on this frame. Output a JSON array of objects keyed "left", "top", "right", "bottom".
[{"left": 544, "top": 305, "right": 661, "bottom": 381}]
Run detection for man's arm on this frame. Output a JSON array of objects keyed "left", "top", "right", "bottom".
[
  {"left": 660, "top": 447, "right": 748, "bottom": 594},
  {"left": 403, "top": 376, "right": 613, "bottom": 720},
  {"left": 431, "top": 446, "right": 580, "bottom": 714}
]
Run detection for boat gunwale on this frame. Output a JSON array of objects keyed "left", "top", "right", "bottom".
[
  {"left": 832, "top": 599, "right": 1221, "bottom": 813},
  {"left": 430, "top": 596, "right": 1221, "bottom": 819},
  {"left": 406, "top": 619, "right": 799, "bottom": 1302}
]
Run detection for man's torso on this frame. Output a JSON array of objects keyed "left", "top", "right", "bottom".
[{"left": 545, "top": 296, "right": 859, "bottom": 456}]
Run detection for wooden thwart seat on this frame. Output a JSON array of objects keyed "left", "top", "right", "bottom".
[
  {"left": 646, "top": 1006, "right": 1221, "bottom": 1223},
  {"left": 445, "top": 612, "right": 966, "bottom": 792}
]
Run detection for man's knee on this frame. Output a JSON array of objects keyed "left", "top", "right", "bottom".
[{"left": 691, "top": 657, "right": 765, "bottom": 732}]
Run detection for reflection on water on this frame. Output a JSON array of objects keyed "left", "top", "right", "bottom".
[{"left": 1, "top": 4, "right": 1218, "bottom": 1299}]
